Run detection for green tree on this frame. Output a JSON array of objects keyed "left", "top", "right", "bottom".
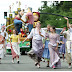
[{"left": 38, "top": 1, "right": 72, "bottom": 28}]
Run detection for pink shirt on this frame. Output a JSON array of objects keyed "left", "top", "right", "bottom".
[
  {"left": 26, "top": 12, "right": 34, "bottom": 24},
  {"left": 14, "top": 17, "right": 20, "bottom": 20}
]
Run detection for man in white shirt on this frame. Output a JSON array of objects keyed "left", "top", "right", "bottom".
[
  {"left": 22, "top": 21, "right": 45, "bottom": 68},
  {"left": 1, "top": 26, "right": 8, "bottom": 57}
]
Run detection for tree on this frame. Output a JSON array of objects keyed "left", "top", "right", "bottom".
[{"left": 38, "top": 1, "right": 72, "bottom": 28}]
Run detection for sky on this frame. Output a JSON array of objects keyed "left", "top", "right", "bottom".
[
  {"left": 0, "top": 0, "right": 54, "bottom": 25},
  {"left": 0, "top": 0, "right": 71, "bottom": 25}
]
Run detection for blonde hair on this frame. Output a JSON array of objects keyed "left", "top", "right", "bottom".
[
  {"left": 47, "top": 24, "right": 51, "bottom": 27},
  {"left": 37, "top": 21, "right": 41, "bottom": 24}
]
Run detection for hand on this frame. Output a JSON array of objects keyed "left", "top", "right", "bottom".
[
  {"left": 22, "top": 40, "right": 25, "bottom": 44},
  {"left": 45, "top": 37, "right": 47, "bottom": 39},
  {"left": 62, "top": 42, "right": 64, "bottom": 44},
  {"left": 39, "top": 31, "right": 41, "bottom": 35},
  {"left": 43, "top": 44, "right": 45, "bottom": 48},
  {"left": 64, "top": 17, "right": 68, "bottom": 20},
  {"left": 63, "top": 28, "right": 66, "bottom": 31}
]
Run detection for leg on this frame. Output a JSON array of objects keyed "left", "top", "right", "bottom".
[
  {"left": 63, "top": 54, "right": 64, "bottom": 60},
  {"left": 47, "top": 60, "right": 49, "bottom": 67},
  {"left": 68, "top": 63, "right": 71, "bottom": 68},
  {"left": 12, "top": 58, "right": 15, "bottom": 63},
  {"left": 0, "top": 58, "right": 1, "bottom": 64},
  {"left": 16, "top": 55, "right": 19, "bottom": 64}
]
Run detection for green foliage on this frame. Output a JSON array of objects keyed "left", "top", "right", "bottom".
[{"left": 38, "top": 1, "right": 72, "bottom": 28}]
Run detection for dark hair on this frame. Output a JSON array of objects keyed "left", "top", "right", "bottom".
[
  {"left": 52, "top": 26, "right": 56, "bottom": 32},
  {"left": 22, "top": 9, "right": 24, "bottom": 11},
  {"left": 13, "top": 29, "right": 18, "bottom": 35}
]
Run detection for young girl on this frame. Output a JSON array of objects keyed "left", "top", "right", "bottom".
[
  {"left": 0, "top": 32, "right": 5, "bottom": 64},
  {"left": 64, "top": 17, "right": 72, "bottom": 40},
  {"left": 59, "top": 27, "right": 67, "bottom": 61},
  {"left": 46, "top": 26, "right": 61, "bottom": 69},
  {"left": 42, "top": 24, "right": 51, "bottom": 67},
  {"left": 10, "top": 29, "right": 20, "bottom": 64},
  {"left": 22, "top": 21, "right": 45, "bottom": 68}
]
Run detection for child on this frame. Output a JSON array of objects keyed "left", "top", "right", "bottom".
[
  {"left": 0, "top": 32, "right": 5, "bottom": 64},
  {"left": 10, "top": 29, "right": 20, "bottom": 64},
  {"left": 59, "top": 27, "right": 67, "bottom": 61}
]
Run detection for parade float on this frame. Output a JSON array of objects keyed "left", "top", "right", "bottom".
[{"left": 6, "top": 1, "right": 30, "bottom": 54}]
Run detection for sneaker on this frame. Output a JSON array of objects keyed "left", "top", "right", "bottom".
[
  {"left": 46, "top": 64, "right": 49, "bottom": 67},
  {"left": 68, "top": 66, "right": 71, "bottom": 69},
  {"left": 42, "top": 58, "right": 45, "bottom": 62},
  {"left": 37, "top": 64, "right": 40, "bottom": 68},
  {"left": 12, "top": 60, "right": 14, "bottom": 64},
  {"left": 35, "top": 62, "right": 38, "bottom": 66},
  {"left": 52, "top": 65, "right": 56, "bottom": 69},
  {"left": 17, "top": 60, "right": 20, "bottom": 64}
]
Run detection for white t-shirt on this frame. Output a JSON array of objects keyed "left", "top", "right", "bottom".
[
  {"left": 27, "top": 28, "right": 45, "bottom": 40},
  {"left": 69, "top": 27, "right": 72, "bottom": 40}
]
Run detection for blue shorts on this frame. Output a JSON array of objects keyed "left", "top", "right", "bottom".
[{"left": 27, "top": 24, "right": 33, "bottom": 32}]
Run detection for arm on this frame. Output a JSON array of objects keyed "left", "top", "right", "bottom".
[
  {"left": 56, "top": 34, "right": 60, "bottom": 50},
  {"left": 25, "top": 16, "right": 28, "bottom": 21},
  {"left": 22, "top": 38, "right": 28, "bottom": 43},
  {"left": 5, "top": 32, "right": 8, "bottom": 40},
  {"left": 10, "top": 38, "right": 12, "bottom": 46},
  {"left": 39, "top": 29, "right": 45, "bottom": 37},
  {"left": 20, "top": 19, "right": 26, "bottom": 23},
  {"left": 22, "top": 29, "right": 34, "bottom": 43},
  {"left": 18, "top": 35, "right": 20, "bottom": 44},
  {"left": 60, "top": 28, "right": 66, "bottom": 34},
  {"left": 64, "top": 17, "right": 70, "bottom": 28},
  {"left": 3, "top": 39, "right": 5, "bottom": 48},
  {"left": 39, "top": 31, "right": 44, "bottom": 37}
]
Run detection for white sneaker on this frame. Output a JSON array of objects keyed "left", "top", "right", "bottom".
[
  {"left": 17, "top": 60, "right": 20, "bottom": 64},
  {"left": 68, "top": 66, "right": 71, "bottom": 69},
  {"left": 12, "top": 60, "right": 14, "bottom": 64},
  {"left": 37, "top": 64, "right": 40, "bottom": 68}
]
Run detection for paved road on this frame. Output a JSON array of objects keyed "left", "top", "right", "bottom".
[{"left": 0, "top": 55, "right": 72, "bottom": 71}]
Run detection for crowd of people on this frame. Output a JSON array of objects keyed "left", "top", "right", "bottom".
[{"left": 0, "top": 8, "right": 72, "bottom": 69}]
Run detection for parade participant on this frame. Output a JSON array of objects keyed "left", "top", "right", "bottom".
[
  {"left": 25, "top": 7, "right": 34, "bottom": 33},
  {"left": 10, "top": 29, "right": 20, "bottom": 64},
  {"left": 42, "top": 24, "right": 51, "bottom": 67},
  {"left": 22, "top": 21, "right": 45, "bottom": 68},
  {"left": 0, "top": 32, "right": 5, "bottom": 64},
  {"left": 60, "top": 28, "right": 72, "bottom": 68},
  {"left": 64, "top": 17, "right": 72, "bottom": 40},
  {"left": 1, "top": 25, "right": 8, "bottom": 57},
  {"left": 59, "top": 27, "right": 67, "bottom": 61},
  {"left": 14, "top": 9, "right": 25, "bottom": 33},
  {"left": 46, "top": 26, "right": 61, "bottom": 69}
]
